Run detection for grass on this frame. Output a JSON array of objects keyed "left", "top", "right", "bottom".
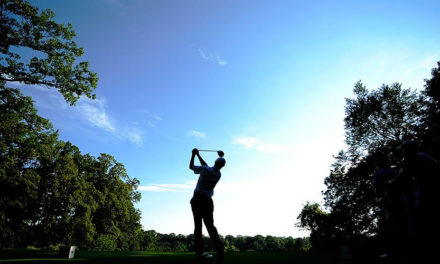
[{"left": 0, "top": 249, "right": 345, "bottom": 264}]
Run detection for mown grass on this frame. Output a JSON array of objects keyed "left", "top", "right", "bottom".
[{"left": 0, "top": 249, "right": 345, "bottom": 264}]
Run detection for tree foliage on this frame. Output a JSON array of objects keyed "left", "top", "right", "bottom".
[
  {"left": 325, "top": 82, "right": 422, "bottom": 240},
  {"left": 133, "top": 231, "right": 310, "bottom": 252},
  {"left": 420, "top": 61, "right": 440, "bottom": 158},
  {"left": 298, "top": 62, "right": 440, "bottom": 249},
  {"left": 0, "top": 0, "right": 98, "bottom": 105},
  {"left": 0, "top": 87, "right": 141, "bottom": 249},
  {"left": 344, "top": 82, "right": 421, "bottom": 156}
]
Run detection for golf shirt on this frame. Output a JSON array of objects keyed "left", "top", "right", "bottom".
[{"left": 193, "top": 165, "right": 221, "bottom": 197}]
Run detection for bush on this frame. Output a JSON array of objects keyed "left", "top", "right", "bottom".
[{"left": 94, "top": 235, "right": 117, "bottom": 251}]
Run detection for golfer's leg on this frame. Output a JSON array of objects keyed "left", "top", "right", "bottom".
[
  {"left": 203, "top": 200, "right": 224, "bottom": 262},
  {"left": 191, "top": 200, "right": 203, "bottom": 255}
]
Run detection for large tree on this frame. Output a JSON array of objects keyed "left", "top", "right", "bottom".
[
  {"left": 0, "top": 87, "right": 141, "bottom": 249},
  {"left": 298, "top": 81, "right": 425, "bottom": 248},
  {"left": 0, "top": 0, "right": 144, "bottom": 250},
  {"left": 420, "top": 62, "right": 440, "bottom": 159},
  {"left": 0, "top": 85, "right": 59, "bottom": 247},
  {"left": 0, "top": 0, "right": 98, "bottom": 105},
  {"left": 344, "top": 81, "right": 422, "bottom": 157}
]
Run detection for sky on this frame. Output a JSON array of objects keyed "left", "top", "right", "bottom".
[{"left": 15, "top": 0, "right": 440, "bottom": 237}]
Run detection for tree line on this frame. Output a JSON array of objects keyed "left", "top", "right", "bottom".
[
  {"left": 135, "top": 230, "right": 310, "bottom": 252},
  {"left": 297, "top": 61, "right": 440, "bottom": 250}
]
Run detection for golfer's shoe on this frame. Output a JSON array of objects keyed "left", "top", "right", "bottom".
[{"left": 198, "top": 253, "right": 213, "bottom": 263}]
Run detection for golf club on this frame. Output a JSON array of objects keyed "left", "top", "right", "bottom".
[{"left": 198, "top": 150, "right": 224, "bottom": 157}]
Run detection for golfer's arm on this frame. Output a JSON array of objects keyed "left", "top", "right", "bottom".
[
  {"left": 197, "top": 154, "right": 208, "bottom": 166},
  {"left": 189, "top": 154, "right": 195, "bottom": 170}
]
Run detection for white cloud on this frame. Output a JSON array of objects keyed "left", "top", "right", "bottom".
[
  {"left": 139, "top": 181, "right": 196, "bottom": 193},
  {"left": 232, "top": 136, "right": 293, "bottom": 155},
  {"left": 141, "top": 109, "right": 162, "bottom": 121},
  {"left": 216, "top": 58, "right": 228, "bottom": 66},
  {"left": 140, "top": 110, "right": 162, "bottom": 129},
  {"left": 232, "top": 136, "right": 259, "bottom": 148},
  {"left": 11, "top": 83, "right": 143, "bottom": 145},
  {"left": 125, "top": 130, "right": 143, "bottom": 145},
  {"left": 188, "top": 130, "right": 206, "bottom": 138},
  {"left": 198, "top": 47, "right": 227, "bottom": 66},
  {"left": 199, "top": 49, "right": 210, "bottom": 60},
  {"left": 77, "top": 98, "right": 144, "bottom": 145},
  {"left": 147, "top": 121, "right": 155, "bottom": 128},
  {"left": 77, "top": 98, "right": 115, "bottom": 132}
]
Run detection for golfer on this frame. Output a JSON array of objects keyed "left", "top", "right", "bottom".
[{"left": 189, "top": 148, "right": 225, "bottom": 263}]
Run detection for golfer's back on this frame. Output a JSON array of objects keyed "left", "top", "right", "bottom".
[{"left": 193, "top": 165, "right": 221, "bottom": 197}]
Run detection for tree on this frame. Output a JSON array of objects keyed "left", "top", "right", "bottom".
[
  {"left": 296, "top": 202, "right": 337, "bottom": 249},
  {"left": 138, "top": 230, "right": 158, "bottom": 251},
  {"left": 298, "top": 81, "right": 425, "bottom": 248},
  {"left": 34, "top": 141, "right": 84, "bottom": 247},
  {"left": 420, "top": 61, "right": 440, "bottom": 159},
  {"left": 324, "top": 82, "right": 423, "bottom": 238},
  {"left": 86, "top": 153, "right": 141, "bottom": 250},
  {"left": 264, "top": 236, "right": 283, "bottom": 251},
  {"left": 424, "top": 61, "right": 440, "bottom": 106},
  {"left": 1, "top": 0, "right": 98, "bottom": 105},
  {"left": 0, "top": 87, "right": 142, "bottom": 249},
  {"left": 344, "top": 81, "right": 421, "bottom": 157},
  {"left": 293, "top": 237, "right": 311, "bottom": 251},
  {"left": 0, "top": 85, "right": 59, "bottom": 247}
]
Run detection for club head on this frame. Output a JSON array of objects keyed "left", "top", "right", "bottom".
[{"left": 217, "top": 150, "right": 224, "bottom": 157}]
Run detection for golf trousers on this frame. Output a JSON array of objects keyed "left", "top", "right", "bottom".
[{"left": 190, "top": 193, "right": 224, "bottom": 258}]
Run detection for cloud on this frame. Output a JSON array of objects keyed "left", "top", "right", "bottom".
[
  {"left": 138, "top": 181, "right": 196, "bottom": 192},
  {"left": 188, "top": 130, "right": 206, "bottom": 138},
  {"left": 147, "top": 121, "right": 155, "bottom": 128},
  {"left": 76, "top": 97, "right": 144, "bottom": 145},
  {"left": 199, "top": 49, "right": 210, "bottom": 60},
  {"left": 217, "top": 58, "right": 228, "bottom": 66},
  {"left": 198, "top": 47, "right": 228, "bottom": 66},
  {"left": 77, "top": 98, "right": 145, "bottom": 145},
  {"left": 77, "top": 98, "right": 115, "bottom": 132},
  {"left": 232, "top": 136, "right": 293, "bottom": 155},
  {"left": 11, "top": 83, "right": 143, "bottom": 145},
  {"left": 125, "top": 130, "right": 143, "bottom": 145},
  {"left": 232, "top": 136, "right": 259, "bottom": 148},
  {"left": 141, "top": 109, "right": 162, "bottom": 121}
]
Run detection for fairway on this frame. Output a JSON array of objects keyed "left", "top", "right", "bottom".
[{"left": 0, "top": 250, "right": 344, "bottom": 264}]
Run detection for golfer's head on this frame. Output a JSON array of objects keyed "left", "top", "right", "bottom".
[{"left": 214, "top": 157, "right": 226, "bottom": 169}]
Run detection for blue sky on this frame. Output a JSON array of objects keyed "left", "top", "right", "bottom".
[{"left": 16, "top": 0, "right": 440, "bottom": 237}]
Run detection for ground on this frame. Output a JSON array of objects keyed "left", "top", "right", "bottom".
[{"left": 0, "top": 249, "right": 346, "bottom": 264}]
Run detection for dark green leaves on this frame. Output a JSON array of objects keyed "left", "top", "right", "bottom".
[
  {"left": 0, "top": 87, "right": 141, "bottom": 249},
  {"left": 1, "top": 0, "right": 98, "bottom": 105},
  {"left": 344, "top": 82, "right": 421, "bottom": 156}
]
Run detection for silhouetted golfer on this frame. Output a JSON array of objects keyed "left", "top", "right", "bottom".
[{"left": 189, "top": 148, "right": 225, "bottom": 263}]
